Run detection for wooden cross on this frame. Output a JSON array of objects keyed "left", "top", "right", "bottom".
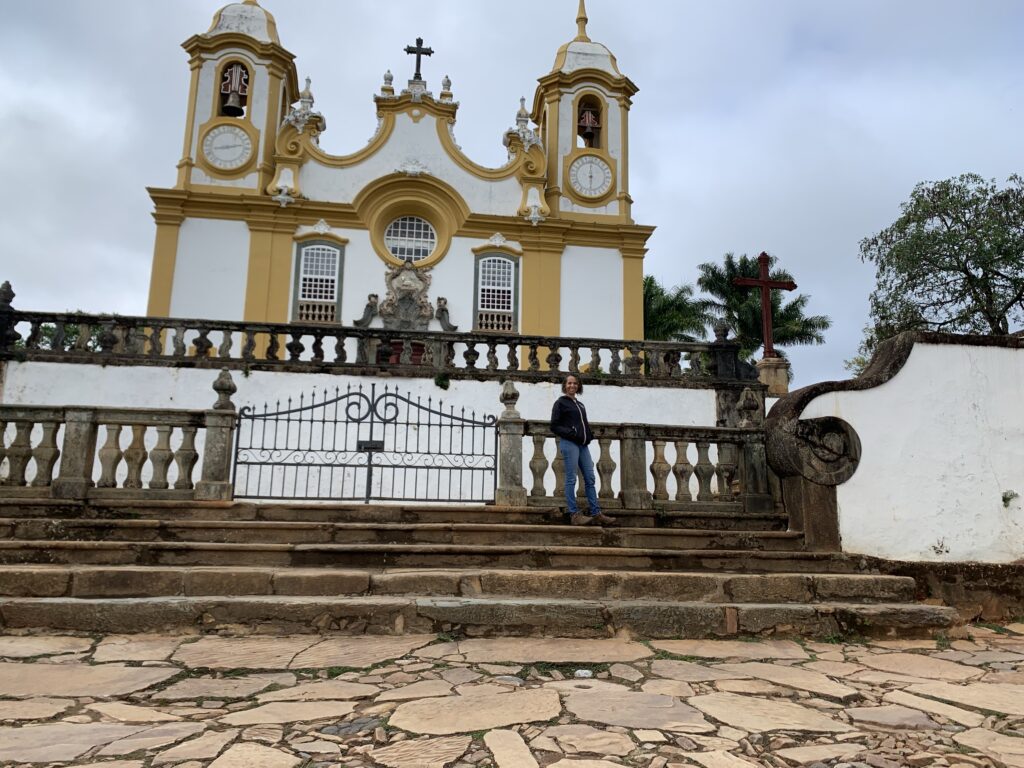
[
  {"left": 404, "top": 37, "right": 434, "bottom": 81},
  {"left": 732, "top": 251, "right": 796, "bottom": 358}
]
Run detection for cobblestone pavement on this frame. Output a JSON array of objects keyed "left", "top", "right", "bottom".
[{"left": 0, "top": 624, "right": 1021, "bottom": 767}]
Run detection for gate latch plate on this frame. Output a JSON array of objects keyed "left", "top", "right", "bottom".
[{"left": 357, "top": 440, "right": 385, "bottom": 451}]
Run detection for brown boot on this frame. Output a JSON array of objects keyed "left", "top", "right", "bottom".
[
  {"left": 570, "top": 513, "right": 592, "bottom": 526},
  {"left": 591, "top": 513, "right": 617, "bottom": 525}
]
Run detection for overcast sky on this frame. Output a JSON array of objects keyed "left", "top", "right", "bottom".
[{"left": 1, "top": 1, "right": 1022, "bottom": 386}]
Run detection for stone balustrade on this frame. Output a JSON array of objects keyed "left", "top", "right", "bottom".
[
  {"left": 0, "top": 285, "right": 758, "bottom": 389},
  {"left": 0, "top": 370, "right": 237, "bottom": 502},
  {"left": 495, "top": 383, "right": 774, "bottom": 516}
]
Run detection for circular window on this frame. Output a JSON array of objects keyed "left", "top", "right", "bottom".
[{"left": 383, "top": 216, "right": 437, "bottom": 262}]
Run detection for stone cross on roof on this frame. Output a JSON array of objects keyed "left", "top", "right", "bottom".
[{"left": 404, "top": 37, "right": 433, "bottom": 81}]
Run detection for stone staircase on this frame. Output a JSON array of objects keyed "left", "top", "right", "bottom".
[{"left": 0, "top": 499, "right": 958, "bottom": 638}]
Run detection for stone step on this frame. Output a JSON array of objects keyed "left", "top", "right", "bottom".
[
  {"left": 0, "top": 518, "right": 803, "bottom": 551},
  {"left": 0, "top": 539, "right": 853, "bottom": 571},
  {"left": 0, "top": 500, "right": 789, "bottom": 531},
  {"left": 0, "top": 594, "right": 959, "bottom": 638},
  {"left": 0, "top": 565, "right": 917, "bottom": 603}
]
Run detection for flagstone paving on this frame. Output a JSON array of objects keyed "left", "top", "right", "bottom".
[{"left": 0, "top": 624, "right": 1018, "bottom": 766}]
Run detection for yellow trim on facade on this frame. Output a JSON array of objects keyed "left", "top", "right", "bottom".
[
  {"left": 177, "top": 60, "right": 202, "bottom": 189},
  {"left": 435, "top": 119, "right": 522, "bottom": 181},
  {"left": 353, "top": 174, "right": 471, "bottom": 269},
  {"left": 519, "top": 246, "right": 562, "bottom": 339},
  {"left": 241, "top": 220, "right": 295, "bottom": 323},
  {"left": 471, "top": 240, "right": 523, "bottom": 257},
  {"left": 146, "top": 215, "right": 183, "bottom": 317},
  {"left": 621, "top": 251, "right": 644, "bottom": 341},
  {"left": 293, "top": 112, "right": 395, "bottom": 168},
  {"left": 294, "top": 231, "right": 349, "bottom": 246}
]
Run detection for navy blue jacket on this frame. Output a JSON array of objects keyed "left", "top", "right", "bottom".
[{"left": 550, "top": 395, "right": 595, "bottom": 445}]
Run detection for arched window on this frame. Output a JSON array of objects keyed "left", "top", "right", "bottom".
[
  {"left": 293, "top": 241, "right": 343, "bottom": 323},
  {"left": 219, "top": 61, "right": 251, "bottom": 118},
  {"left": 475, "top": 254, "right": 518, "bottom": 332},
  {"left": 577, "top": 95, "right": 602, "bottom": 148}
]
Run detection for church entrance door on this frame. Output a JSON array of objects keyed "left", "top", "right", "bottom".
[{"left": 232, "top": 383, "right": 497, "bottom": 503}]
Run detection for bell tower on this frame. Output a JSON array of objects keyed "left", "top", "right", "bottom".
[
  {"left": 531, "top": 0, "right": 638, "bottom": 221},
  {"left": 174, "top": 0, "right": 299, "bottom": 193}
]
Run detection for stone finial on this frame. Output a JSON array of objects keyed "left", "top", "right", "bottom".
[
  {"left": 713, "top": 320, "right": 730, "bottom": 342},
  {"left": 0, "top": 281, "right": 13, "bottom": 310},
  {"left": 737, "top": 387, "right": 763, "bottom": 429},
  {"left": 384, "top": 70, "right": 394, "bottom": 86},
  {"left": 499, "top": 380, "right": 521, "bottom": 420},
  {"left": 212, "top": 368, "right": 237, "bottom": 411},
  {"left": 442, "top": 74, "right": 451, "bottom": 91},
  {"left": 516, "top": 96, "right": 529, "bottom": 129}
]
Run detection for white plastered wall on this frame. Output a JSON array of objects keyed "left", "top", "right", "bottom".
[
  {"left": 169, "top": 218, "right": 249, "bottom": 320},
  {"left": 559, "top": 246, "right": 622, "bottom": 340},
  {"left": 799, "top": 343, "right": 1024, "bottom": 563},
  {"left": 299, "top": 113, "right": 523, "bottom": 215}
]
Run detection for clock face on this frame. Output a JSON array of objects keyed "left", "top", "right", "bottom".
[
  {"left": 568, "top": 155, "right": 613, "bottom": 198},
  {"left": 202, "top": 124, "right": 253, "bottom": 171}
]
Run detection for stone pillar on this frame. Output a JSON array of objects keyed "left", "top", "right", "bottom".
[
  {"left": 495, "top": 381, "right": 528, "bottom": 507},
  {"left": 757, "top": 356, "right": 790, "bottom": 396},
  {"left": 51, "top": 409, "right": 98, "bottom": 500},
  {"left": 195, "top": 369, "right": 238, "bottom": 502},
  {"left": 619, "top": 425, "right": 652, "bottom": 510},
  {"left": 736, "top": 386, "right": 774, "bottom": 515}
]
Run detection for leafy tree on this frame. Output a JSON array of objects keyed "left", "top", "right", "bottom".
[
  {"left": 696, "top": 252, "right": 831, "bottom": 363},
  {"left": 856, "top": 173, "right": 1024, "bottom": 366},
  {"left": 642, "top": 275, "right": 710, "bottom": 341}
]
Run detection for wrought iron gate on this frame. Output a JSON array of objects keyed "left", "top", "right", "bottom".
[{"left": 232, "top": 383, "right": 497, "bottom": 502}]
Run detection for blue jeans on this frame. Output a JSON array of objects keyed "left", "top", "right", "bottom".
[{"left": 559, "top": 438, "right": 601, "bottom": 516}]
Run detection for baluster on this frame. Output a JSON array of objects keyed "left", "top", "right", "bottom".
[
  {"left": 648, "top": 350, "right": 663, "bottom": 376},
  {"left": 174, "top": 426, "right": 198, "bottom": 490},
  {"left": 667, "top": 349, "right": 682, "bottom": 377},
  {"left": 545, "top": 343, "right": 562, "bottom": 372},
  {"left": 242, "top": 330, "right": 257, "bottom": 360},
  {"left": 217, "top": 330, "right": 233, "bottom": 359},
  {"left": 693, "top": 441, "right": 715, "bottom": 502},
  {"left": 378, "top": 336, "right": 393, "bottom": 364},
  {"left": 25, "top": 321, "right": 42, "bottom": 349},
  {"left": 285, "top": 332, "right": 305, "bottom": 361},
  {"left": 596, "top": 437, "right": 616, "bottom": 499},
  {"left": 610, "top": 348, "right": 622, "bottom": 375},
  {"left": 399, "top": 339, "right": 413, "bottom": 365},
  {"left": 123, "top": 425, "right": 149, "bottom": 489},
  {"left": 421, "top": 340, "right": 438, "bottom": 368},
  {"left": 97, "top": 425, "right": 124, "bottom": 488},
  {"left": 3, "top": 422, "right": 33, "bottom": 486},
  {"left": 0, "top": 420, "right": 7, "bottom": 481},
  {"left": 624, "top": 344, "right": 643, "bottom": 376},
  {"left": 149, "top": 425, "right": 174, "bottom": 490},
  {"left": 98, "top": 322, "right": 118, "bottom": 354},
  {"left": 147, "top": 325, "right": 163, "bottom": 356},
  {"left": 568, "top": 345, "right": 580, "bottom": 374},
  {"left": 266, "top": 331, "right": 280, "bottom": 361},
  {"left": 172, "top": 327, "right": 186, "bottom": 357},
  {"left": 672, "top": 440, "right": 694, "bottom": 501},
  {"left": 30, "top": 421, "right": 60, "bottom": 487},
  {"left": 589, "top": 346, "right": 601, "bottom": 373},
  {"left": 193, "top": 328, "right": 213, "bottom": 358},
  {"left": 51, "top": 321, "right": 66, "bottom": 351},
  {"left": 311, "top": 332, "right": 324, "bottom": 362},
  {"left": 333, "top": 333, "right": 347, "bottom": 364},
  {"left": 552, "top": 439, "right": 565, "bottom": 498},
  {"left": 486, "top": 341, "right": 499, "bottom": 372},
  {"left": 650, "top": 439, "right": 670, "bottom": 501},
  {"left": 505, "top": 342, "right": 519, "bottom": 370},
  {"left": 529, "top": 435, "right": 549, "bottom": 497},
  {"left": 75, "top": 323, "right": 94, "bottom": 352},
  {"left": 124, "top": 324, "right": 143, "bottom": 354},
  {"left": 527, "top": 343, "right": 540, "bottom": 372},
  {"left": 716, "top": 441, "right": 738, "bottom": 500},
  {"left": 462, "top": 341, "right": 479, "bottom": 369}
]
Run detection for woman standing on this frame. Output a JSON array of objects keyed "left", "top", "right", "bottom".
[{"left": 550, "top": 374, "right": 616, "bottom": 526}]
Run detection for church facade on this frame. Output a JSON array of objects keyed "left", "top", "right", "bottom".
[{"left": 146, "top": 0, "right": 653, "bottom": 343}]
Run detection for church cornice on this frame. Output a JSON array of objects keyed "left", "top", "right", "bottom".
[{"left": 531, "top": 69, "right": 638, "bottom": 120}]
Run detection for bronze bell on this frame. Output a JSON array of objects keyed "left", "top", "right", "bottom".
[{"left": 222, "top": 90, "right": 244, "bottom": 117}]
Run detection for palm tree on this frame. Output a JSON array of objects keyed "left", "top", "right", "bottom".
[
  {"left": 642, "top": 275, "right": 710, "bottom": 341},
  {"left": 696, "top": 253, "right": 831, "bottom": 362}
]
